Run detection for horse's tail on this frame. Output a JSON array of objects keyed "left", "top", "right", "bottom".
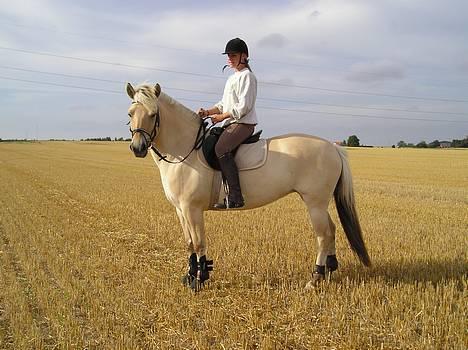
[{"left": 333, "top": 146, "right": 371, "bottom": 267}]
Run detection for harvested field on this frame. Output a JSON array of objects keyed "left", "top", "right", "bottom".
[{"left": 0, "top": 141, "right": 466, "bottom": 349}]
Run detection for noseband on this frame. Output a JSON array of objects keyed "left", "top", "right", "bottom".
[{"left": 129, "top": 112, "right": 160, "bottom": 147}]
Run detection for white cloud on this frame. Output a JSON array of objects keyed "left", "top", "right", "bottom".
[
  {"left": 257, "top": 33, "right": 289, "bottom": 49},
  {"left": 346, "top": 61, "right": 405, "bottom": 83},
  {"left": 0, "top": 0, "right": 466, "bottom": 144},
  {"left": 0, "top": 0, "right": 70, "bottom": 28}
]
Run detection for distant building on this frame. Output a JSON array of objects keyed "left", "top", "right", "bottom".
[
  {"left": 334, "top": 141, "right": 345, "bottom": 146},
  {"left": 440, "top": 141, "right": 451, "bottom": 148}
]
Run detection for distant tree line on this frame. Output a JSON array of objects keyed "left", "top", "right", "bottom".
[
  {"left": 340, "top": 135, "right": 373, "bottom": 147},
  {"left": 80, "top": 137, "right": 131, "bottom": 141},
  {"left": 0, "top": 138, "right": 37, "bottom": 143},
  {"left": 338, "top": 135, "right": 468, "bottom": 148},
  {"left": 396, "top": 136, "right": 468, "bottom": 148}
]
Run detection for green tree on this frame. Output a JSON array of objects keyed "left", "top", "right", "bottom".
[
  {"left": 397, "top": 140, "right": 407, "bottom": 148},
  {"left": 451, "top": 136, "right": 468, "bottom": 148},
  {"left": 428, "top": 140, "right": 440, "bottom": 148},
  {"left": 416, "top": 141, "right": 428, "bottom": 148},
  {"left": 347, "top": 135, "right": 360, "bottom": 147}
]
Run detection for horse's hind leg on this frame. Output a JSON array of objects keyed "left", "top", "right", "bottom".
[
  {"left": 306, "top": 204, "right": 337, "bottom": 286},
  {"left": 325, "top": 213, "right": 339, "bottom": 278}
]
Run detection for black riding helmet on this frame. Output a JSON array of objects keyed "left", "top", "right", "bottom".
[{"left": 222, "top": 38, "right": 249, "bottom": 57}]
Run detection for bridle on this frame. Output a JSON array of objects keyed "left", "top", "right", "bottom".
[
  {"left": 129, "top": 102, "right": 209, "bottom": 164},
  {"left": 129, "top": 110, "right": 160, "bottom": 146}
]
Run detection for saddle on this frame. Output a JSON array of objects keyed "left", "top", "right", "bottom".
[{"left": 202, "top": 126, "right": 262, "bottom": 170}]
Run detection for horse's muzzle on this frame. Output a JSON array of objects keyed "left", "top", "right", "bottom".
[{"left": 130, "top": 140, "right": 148, "bottom": 158}]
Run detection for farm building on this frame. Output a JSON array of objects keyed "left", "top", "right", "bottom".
[{"left": 440, "top": 141, "right": 451, "bottom": 148}]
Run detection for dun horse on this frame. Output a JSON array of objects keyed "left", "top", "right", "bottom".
[{"left": 126, "top": 83, "right": 370, "bottom": 290}]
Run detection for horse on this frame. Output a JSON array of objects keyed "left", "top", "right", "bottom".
[{"left": 125, "top": 82, "right": 370, "bottom": 290}]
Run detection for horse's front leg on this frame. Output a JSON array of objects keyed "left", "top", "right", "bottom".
[
  {"left": 178, "top": 206, "right": 213, "bottom": 289},
  {"left": 176, "top": 208, "right": 198, "bottom": 286}
]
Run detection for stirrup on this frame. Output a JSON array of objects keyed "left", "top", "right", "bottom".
[{"left": 213, "top": 198, "right": 244, "bottom": 209}]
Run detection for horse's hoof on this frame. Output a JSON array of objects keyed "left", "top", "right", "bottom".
[
  {"left": 304, "top": 272, "right": 325, "bottom": 291},
  {"left": 181, "top": 274, "right": 195, "bottom": 287},
  {"left": 182, "top": 275, "right": 205, "bottom": 292},
  {"left": 304, "top": 280, "right": 316, "bottom": 291},
  {"left": 190, "top": 278, "right": 206, "bottom": 292},
  {"left": 326, "top": 255, "right": 339, "bottom": 273}
]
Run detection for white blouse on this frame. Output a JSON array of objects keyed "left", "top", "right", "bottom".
[{"left": 215, "top": 68, "right": 258, "bottom": 126}]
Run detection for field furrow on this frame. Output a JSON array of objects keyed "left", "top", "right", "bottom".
[{"left": 0, "top": 142, "right": 466, "bottom": 349}]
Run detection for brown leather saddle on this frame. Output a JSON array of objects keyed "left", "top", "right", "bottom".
[{"left": 202, "top": 126, "right": 262, "bottom": 171}]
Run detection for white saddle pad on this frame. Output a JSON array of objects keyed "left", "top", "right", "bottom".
[{"left": 198, "top": 139, "right": 268, "bottom": 171}]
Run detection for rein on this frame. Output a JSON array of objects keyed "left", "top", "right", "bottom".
[
  {"left": 129, "top": 107, "right": 211, "bottom": 164},
  {"left": 150, "top": 118, "right": 210, "bottom": 164}
]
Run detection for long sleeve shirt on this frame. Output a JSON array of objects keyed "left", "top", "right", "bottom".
[{"left": 215, "top": 68, "right": 258, "bottom": 127}]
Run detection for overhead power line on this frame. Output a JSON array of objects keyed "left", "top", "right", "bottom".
[
  {"left": 1, "top": 46, "right": 467, "bottom": 103},
  {"left": 1, "top": 75, "right": 466, "bottom": 124},
  {"left": 258, "top": 81, "right": 468, "bottom": 103},
  {"left": 0, "top": 46, "right": 222, "bottom": 79},
  {"left": 1, "top": 18, "right": 465, "bottom": 86},
  {"left": 258, "top": 96, "right": 467, "bottom": 117},
  {"left": 1, "top": 64, "right": 466, "bottom": 117},
  {"left": 0, "top": 76, "right": 122, "bottom": 94},
  {"left": 0, "top": 19, "right": 212, "bottom": 55}
]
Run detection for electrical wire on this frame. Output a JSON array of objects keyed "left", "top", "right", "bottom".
[
  {"left": 1, "top": 18, "right": 465, "bottom": 86},
  {"left": 1, "top": 64, "right": 466, "bottom": 117},
  {"left": 1, "top": 46, "right": 467, "bottom": 103},
  {"left": 1, "top": 75, "right": 466, "bottom": 123}
]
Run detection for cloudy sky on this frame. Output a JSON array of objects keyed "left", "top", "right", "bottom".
[{"left": 1, "top": 0, "right": 467, "bottom": 145}]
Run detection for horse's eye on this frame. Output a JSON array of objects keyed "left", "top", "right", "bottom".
[{"left": 128, "top": 113, "right": 132, "bottom": 118}]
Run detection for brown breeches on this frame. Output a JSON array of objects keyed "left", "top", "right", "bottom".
[{"left": 215, "top": 123, "right": 255, "bottom": 158}]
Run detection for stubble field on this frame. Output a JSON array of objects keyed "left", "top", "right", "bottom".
[{"left": 0, "top": 141, "right": 466, "bottom": 349}]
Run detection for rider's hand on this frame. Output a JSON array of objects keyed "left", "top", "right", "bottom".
[
  {"left": 197, "top": 108, "right": 209, "bottom": 118},
  {"left": 210, "top": 114, "right": 226, "bottom": 124}
]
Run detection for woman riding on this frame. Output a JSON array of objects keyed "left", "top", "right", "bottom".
[{"left": 198, "top": 37, "right": 258, "bottom": 209}]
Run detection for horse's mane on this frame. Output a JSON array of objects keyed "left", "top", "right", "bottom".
[
  {"left": 134, "top": 84, "right": 199, "bottom": 122},
  {"left": 133, "top": 84, "right": 158, "bottom": 114}
]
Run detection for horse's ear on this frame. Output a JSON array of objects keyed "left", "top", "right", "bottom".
[
  {"left": 155, "top": 83, "right": 161, "bottom": 97},
  {"left": 126, "top": 83, "right": 135, "bottom": 99}
]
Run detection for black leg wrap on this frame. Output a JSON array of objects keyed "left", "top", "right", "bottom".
[
  {"left": 313, "top": 265, "right": 326, "bottom": 276},
  {"left": 182, "top": 253, "right": 198, "bottom": 286},
  {"left": 311, "top": 264, "right": 326, "bottom": 284},
  {"left": 326, "top": 255, "right": 339, "bottom": 272},
  {"left": 189, "top": 253, "right": 198, "bottom": 276},
  {"left": 197, "top": 255, "right": 214, "bottom": 284}
]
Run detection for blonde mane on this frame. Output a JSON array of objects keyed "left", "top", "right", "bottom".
[
  {"left": 133, "top": 84, "right": 199, "bottom": 124},
  {"left": 133, "top": 84, "right": 158, "bottom": 114}
]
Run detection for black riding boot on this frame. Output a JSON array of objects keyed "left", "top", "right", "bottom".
[{"left": 214, "top": 152, "right": 244, "bottom": 209}]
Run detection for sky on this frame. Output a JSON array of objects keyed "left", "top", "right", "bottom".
[{"left": 0, "top": 0, "right": 467, "bottom": 146}]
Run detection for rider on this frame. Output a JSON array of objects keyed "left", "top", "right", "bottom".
[{"left": 198, "top": 38, "right": 258, "bottom": 209}]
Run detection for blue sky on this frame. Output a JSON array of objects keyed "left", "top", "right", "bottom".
[{"left": 0, "top": 0, "right": 467, "bottom": 145}]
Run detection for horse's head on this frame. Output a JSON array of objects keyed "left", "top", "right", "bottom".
[{"left": 126, "top": 83, "right": 161, "bottom": 158}]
